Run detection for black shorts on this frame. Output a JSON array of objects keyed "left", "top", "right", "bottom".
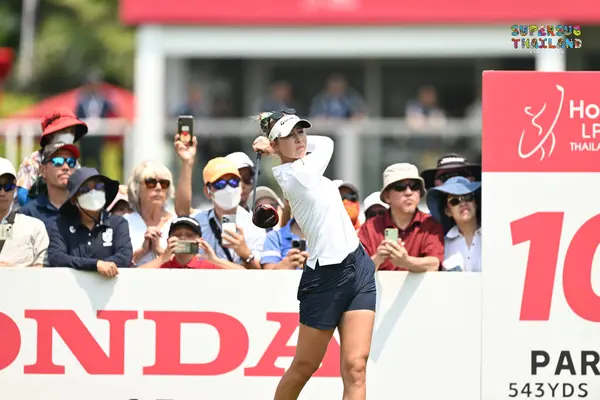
[{"left": 297, "top": 245, "right": 377, "bottom": 330}]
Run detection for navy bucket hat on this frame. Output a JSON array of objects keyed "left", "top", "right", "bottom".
[
  {"left": 60, "top": 167, "right": 119, "bottom": 214},
  {"left": 426, "top": 176, "right": 481, "bottom": 224}
]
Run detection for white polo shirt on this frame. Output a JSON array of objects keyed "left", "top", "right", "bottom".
[
  {"left": 272, "top": 135, "right": 359, "bottom": 269},
  {"left": 441, "top": 225, "right": 482, "bottom": 272}
]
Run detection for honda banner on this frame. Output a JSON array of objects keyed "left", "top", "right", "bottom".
[
  {"left": 482, "top": 71, "right": 600, "bottom": 400},
  {"left": 0, "top": 269, "right": 480, "bottom": 400}
]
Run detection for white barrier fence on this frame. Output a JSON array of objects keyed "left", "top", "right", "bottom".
[{"left": 0, "top": 269, "right": 480, "bottom": 400}]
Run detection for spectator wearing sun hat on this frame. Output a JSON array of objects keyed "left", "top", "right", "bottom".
[
  {"left": 15, "top": 108, "right": 87, "bottom": 207},
  {"left": 107, "top": 184, "right": 133, "bottom": 216},
  {"left": 362, "top": 191, "right": 389, "bottom": 221},
  {"left": 420, "top": 153, "right": 481, "bottom": 190},
  {"left": 358, "top": 163, "right": 444, "bottom": 272},
  {"left": 426, "top": 176, "right": 481, "bottom": 272}
]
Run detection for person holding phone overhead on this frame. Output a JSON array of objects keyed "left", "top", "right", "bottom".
[
  {"left": 252, "top": 112, "right": 376, "bottom": 400},
  {"left": 358, "top": 163, "right": 445, "bottom": 272}
]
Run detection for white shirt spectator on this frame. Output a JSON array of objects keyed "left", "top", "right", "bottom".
[
  {"left": 272, "top": 135, "right": 359, "bottom": 268},
  {"left": 124, "top": 211, "right": 173, "bottom": 265},
  {"left": 0, "top": 213, "right": 48, "bottom": 268},
  {"left": 192, "top": 206, "right": 265, "bottom": 263},
  {"left": 442, "top": 226, "right": 482, "bottom": 272}
]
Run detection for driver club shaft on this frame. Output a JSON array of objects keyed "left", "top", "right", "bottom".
[{"left": 251, "top": 152, "right": 262, "bottom": 210}]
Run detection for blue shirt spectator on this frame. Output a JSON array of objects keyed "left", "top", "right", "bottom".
[
  {"left": 19, "top": 193, "right": 60, "bottom": 228},
  {"left": 261, "top": 218, "right": 305, "bottom": 270},
  {"left": 309, "top": 74, "right": 365, "bottom": 119}
]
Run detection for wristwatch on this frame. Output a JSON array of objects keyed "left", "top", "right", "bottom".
[{"left": 244, "top": 254, "right": 255, "bottom": 264}]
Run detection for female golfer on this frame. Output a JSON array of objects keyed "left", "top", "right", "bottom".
[{"left": 253, "top": 113, "right": 376, "bottom": 400}]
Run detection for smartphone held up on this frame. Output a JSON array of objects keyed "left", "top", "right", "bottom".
[
  {"left": 177, "top": 115, "right": 194, "bottom": 147},
  {"left": 174, "top": 240, "right": 199, "bottom": 254}
]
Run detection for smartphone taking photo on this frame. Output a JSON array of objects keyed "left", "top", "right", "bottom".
[
  {"left": 174, "top": 240, "right": 199, "bottom": 254},
  {"left": 177, "top": 115, "right": 194, "bottom": 147},
  {"left": 292, "top": 239, "right": 306, "bottom": 251},
  {"left": 0, "top": 225, "right": 13, "bottom": 240},
  {"left": 384, "top": 228, "right": 399, "bottom": 242},
  {"left": 221, "top": 214, "right": 237, "bottom": 246}
]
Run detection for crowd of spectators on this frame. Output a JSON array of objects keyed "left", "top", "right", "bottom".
[{"left": 0, "top": 107, "right": 482, "bottom": 275}]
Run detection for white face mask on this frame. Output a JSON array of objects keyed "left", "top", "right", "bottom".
[
  {"left": 77, "top": 190, "right": 106, "bottom": 211},
  {"left": 50, "top": 133, "right": 75, "bottom": 145},
  {"left": 212, "top": 185, "right": 241, "bottom": 210}
]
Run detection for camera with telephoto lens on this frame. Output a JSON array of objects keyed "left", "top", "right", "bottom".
[
  {"left": 174, "top": 240, "right": 199, "bottom": 254},
  {"left": 292, "top": 239, "right": 306, "bottom": 251}
]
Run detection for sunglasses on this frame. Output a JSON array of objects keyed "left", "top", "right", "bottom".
[
  {"left": 145, "top": 178, "right": 171, "bottom": 189},
  {"left": 79, "top": 182, "right": 105, "bottom": 194},
  {"left": 341, "top": 192, "right": 359, "bottom": 202},
  {"left": 0, "top": 182, "right": 16, "bottom": 192},
  {"left": 447, "top": 193, "right": 475, "bottom": 207},
  {"left": 211, "top": 178, "right": 240, "bottom": 191},
  {"left": 365, "top": 209, "right": 387, "bottom": 220},
  {"left": 392, "top": 181, "right": 421, "bottom": 192},
  {"left": 48, "top": 156, "right": 77, "bottom": 168},
  {"left": 436, "top": 170, "right": 470, "bottom": 183}
]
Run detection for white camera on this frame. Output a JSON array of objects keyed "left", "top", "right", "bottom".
[{"left": 0, "top": 224, "right": 14, "bottom": 240}]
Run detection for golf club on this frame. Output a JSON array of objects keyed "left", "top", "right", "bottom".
[{"left": 251, "top": 152, "right": 279, "bottom": 229}]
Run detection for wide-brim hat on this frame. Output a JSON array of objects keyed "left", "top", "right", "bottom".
[
  {"left": 60, "top": 167, "right": 119, "bottom": 214},
  {"left": 426, "top": 176, "right": 481, "bottom": 223},
  {"left": 420, "top": 153, "right": 481, "bottom": 189},
  {"left": 40, "top": 108, "right": 88, "bottom": 146},
  {"left": 380, "top": 163, "right": 425, "bottom": 202}
]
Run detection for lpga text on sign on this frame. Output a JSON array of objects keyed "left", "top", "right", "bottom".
[{"left": 511, "top": 25, "right": 582, "bottom": 50}]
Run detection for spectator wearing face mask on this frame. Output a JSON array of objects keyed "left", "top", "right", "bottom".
[
  {"left": 420, "top": 153, "right": 481, "bottom": 190},
  {"left": 175, "top": 156, "right": 265, "bottom": 269},
  {"left": 333, "top": 180, "right": 361, "bottom": 230},
  {"left": 358, "top": 163, "right": 444, "bottom": 272},
  {"left": 225, "top": 152, "right": 255, "bottom": 212},
  {"left": 19, "top": 142, "right": 81, "bottom": 229},
  {"left": 0, "top": 157, "right": 49, "bottom": 268},
  {"left": 15, "top": 109, "right": 87, "bottom": 207},
  {"left": 47, "top": 167, "right": 133, "bottom": 278},
  {"left": 363, "top": 191, "right": 389, "bottom": 221},
  {"left": 139, "top": 216, "right": 241, "bottom": 269},
  {"left": 426, "top": 177, "right": 481, "bottom": 272}
]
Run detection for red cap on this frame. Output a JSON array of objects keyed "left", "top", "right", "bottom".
[{"left": 40, "top": 108, "right": 88, "bottom": 146}]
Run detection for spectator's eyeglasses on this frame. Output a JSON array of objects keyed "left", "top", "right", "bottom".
[
  {"left": 79, "top": 182, "right": 105, "bottom": 194},
  {"left": 211, "top": 178, "right": 240, "bottom": 190},
  {"left": 392, "top": 181, "right": 421, "bottom": 192},
  {"left": 341, "top": 192, "right": 359, "bottom": 202},
  {"left": 145, "top": 178, "right": 171, "bottom": 189},
  {"left": 447, "top": 193, "right": 475, "bottom": 207},
  {"left": 0, "top": 182, "right": 16, "bottom": 192},
  {"left": 48, "top": 156, "right": 77, "bottom": 168},
  {"left": 436, "top": 170, "right": 470, "bottom": 183},
  {"left": 365, "top": 209, "right": 387, "bottom": 220}
]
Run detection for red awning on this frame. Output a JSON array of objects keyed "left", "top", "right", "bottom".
[{"left": 9, "top": 83, "right": 135, "bottom": 120}]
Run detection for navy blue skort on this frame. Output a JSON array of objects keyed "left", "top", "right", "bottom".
[{"left": 297, "top": 245, "right": 377, "bottom": 330}]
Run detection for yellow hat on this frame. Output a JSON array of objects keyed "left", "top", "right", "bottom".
[{"left": 203, "top": 157, "right": 241, "bottom": 184}]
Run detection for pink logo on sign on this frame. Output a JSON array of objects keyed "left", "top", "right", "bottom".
[{"left": 517, "top": 84, "right": 564, "bottom": 161}]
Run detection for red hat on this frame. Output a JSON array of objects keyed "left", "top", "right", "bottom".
[{"left": 40, "top": 108, "right": 88, "bottom": 146}]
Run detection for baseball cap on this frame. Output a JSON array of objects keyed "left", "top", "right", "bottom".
[
  {"left": 268, "top": 114, "right": 311, "bottom": 142},
  {"left": 0, "top": 157, "right": 17, "bottom": 178},
  {"left": 41, "top": 143, "right": 81, "bottom": 163},
  {"left": 333, "top": 179, "right": 359, "bottom": 194},
  {"left": 169, "top": 216, "right": 202, "bottom": 236},
  {"left": 255, "top": 186, "right": 284, "bottom": 208},
  {"left": 225, "top": 152, "right": 254, "bottom": 170},
  {"left": 202, "top": 157, "right": 241, "bottom": 184},
  {"left": 380, "top": 163, "right": 425, "bottom": 201},
  {"left": 363, "top": 191, "right": 389, "bottom": 212}
]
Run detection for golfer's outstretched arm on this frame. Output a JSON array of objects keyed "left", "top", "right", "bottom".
[{"left": 301, "top": 135, "right": 334, "bottom": 177}]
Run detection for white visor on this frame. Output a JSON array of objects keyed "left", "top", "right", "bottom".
[{"left": 268, "top": 115, "right": 311, "bottom": 142}]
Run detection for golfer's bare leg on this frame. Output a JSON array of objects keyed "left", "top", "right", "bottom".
[
  {"left": 274, "top": 323, "right": 335, "bottom": 400},
  {"left": 338, "top": 310, "right": 376, "bottom": 400}
]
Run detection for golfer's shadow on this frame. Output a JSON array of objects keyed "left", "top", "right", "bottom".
[
  {"left": 73, "top": 268, "right": 117, "bottom": 311},
  {"left": 370, "top": 273, "right": 424, "bottom": 362}
]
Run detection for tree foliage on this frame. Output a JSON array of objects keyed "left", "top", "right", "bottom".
[{"left": 5, "top": 0, "right": 134, "bottom": 95}]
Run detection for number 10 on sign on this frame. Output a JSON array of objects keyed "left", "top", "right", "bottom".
[{"left": 511, "top": 212, "right": 600, "bottom": 322}]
